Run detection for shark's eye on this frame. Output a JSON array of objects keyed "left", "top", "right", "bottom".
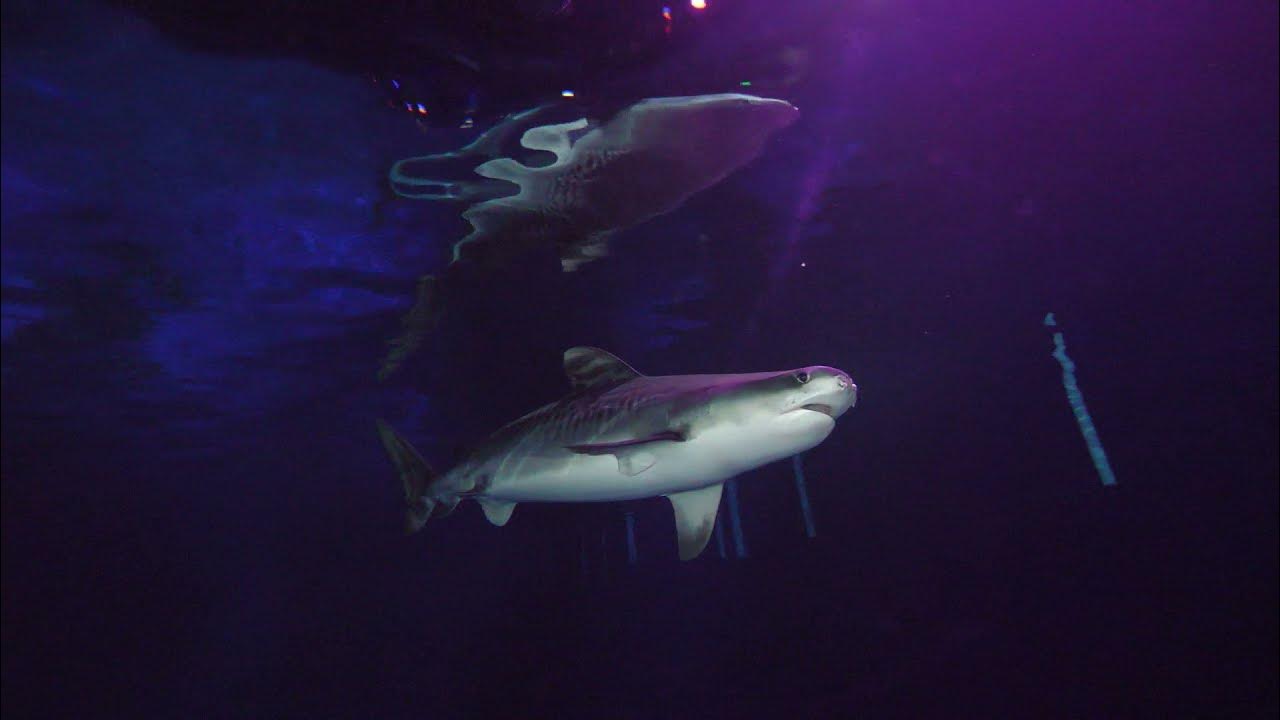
[{"left": 793, "top": 370, "right": 811, "bottom": 384}]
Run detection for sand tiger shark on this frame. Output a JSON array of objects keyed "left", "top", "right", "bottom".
[{"left": 377, "top": 347, "right": 856, "bottom": 560}]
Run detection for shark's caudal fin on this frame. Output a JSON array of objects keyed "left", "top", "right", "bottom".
[
  {"left": 377, "top": 275, "right": 444, "bottom": 382},
  {"left": 376, "top": 419, "right": 458, "bottom": 534}
]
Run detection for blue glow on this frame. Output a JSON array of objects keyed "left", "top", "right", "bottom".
[
  {"left": 1045, "top": 313, "right": 1118, "bottom": 486},
  {"left": 1, "top": 301, "right": 48, "bottom": 341}
]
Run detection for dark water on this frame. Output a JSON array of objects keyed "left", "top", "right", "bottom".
[{"left": 2, "top": 1, "right": 1276, "bottom": 717}]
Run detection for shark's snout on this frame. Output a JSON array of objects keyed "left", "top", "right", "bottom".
[
  {"left": 837, "top": 374, "right": 858, "bottom": 408},
  {"left": 786, "top": 367, "right": 856, "bottom": 420},
  {"left": 817, "top": 369, "right": 856, "bottom": 418}
]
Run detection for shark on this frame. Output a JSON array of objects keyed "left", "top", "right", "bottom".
[
  {"left": 379, "top": 93, "right": 799, "bottom": 380},
  {"left": 377, "top": 347, "right": 856, "bottom": 560}
]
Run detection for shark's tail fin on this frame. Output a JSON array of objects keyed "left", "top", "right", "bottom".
[
  {"left": 377, "top": 274, "right": 445, "bottom": 383},
  {"left": 376, "top": 419, "right": 459, "bottom": 534}
]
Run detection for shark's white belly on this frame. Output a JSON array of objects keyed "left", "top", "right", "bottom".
[{"left": 485, "top": 412, "right": 835, "bottom": 503}]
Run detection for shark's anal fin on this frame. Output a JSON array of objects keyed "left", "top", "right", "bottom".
[
  {"left": 566, "top": 430, "right": 684, "bottom": 477},
  {"left": 477, "top": 497, "right": 517, "bottom": 526},
  {"left": 563, "top": 347, "right": 643, "bottom": 392},
  {"left": 666, "top": 484, "right": 725, "bottom": 561}
]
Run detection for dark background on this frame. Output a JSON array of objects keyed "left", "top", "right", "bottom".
[{"left": 3, "top": 1, "right": 1276, "bottom": 717}]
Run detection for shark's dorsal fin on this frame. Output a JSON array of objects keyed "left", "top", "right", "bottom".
[{"left": 563, "top": 347, "right": 642, "bottom": 392}]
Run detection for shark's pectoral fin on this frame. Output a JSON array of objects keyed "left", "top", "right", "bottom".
[
  {"left": 615, "top": 449, "right": 658, "bottom": 476},
  {"left": 476, "top": 497, "right": 517, "bottom": 526},
  {"left": 519, "top": 118, "right": 591, "bottom": 164},
  {"left": 566, "top": 430, "right": 685, "bottom": 477},
  {"left": 567, "top": 444, "right": 658, "bottom": 477},
  {"left": 666, "top": 484, "right": 725, "bottom": 561}
]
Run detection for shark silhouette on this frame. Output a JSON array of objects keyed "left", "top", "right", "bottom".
[{"left": 378, "top": 347, "right": 856, "bottom": 560}]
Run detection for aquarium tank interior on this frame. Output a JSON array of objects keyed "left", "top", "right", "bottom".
[{"left": 2, "top": 0, "right": 1277, "bottom": 717}]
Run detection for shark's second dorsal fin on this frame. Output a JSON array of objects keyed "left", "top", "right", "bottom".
[{"left": 563, "top": 347, "right": 642, "bottom": 392}]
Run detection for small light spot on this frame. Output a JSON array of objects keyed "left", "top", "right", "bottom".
[
  {"left": 740, "top": 80, "right": 752, "bottom": 87},
  {"left": 690, "top": 0, "right": 707, "bottom": 9},
  {"left": 800, "top": 261, "right": 807, "bottom": 268},
  {"left": 561, "top": 89, "right": 575, "bottom": 98},
  {"left": 391, "top": 79, "right": 400, "bottom": 89}
]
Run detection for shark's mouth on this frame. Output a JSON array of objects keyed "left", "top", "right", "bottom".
[{"left": 799, "top": 403, "right": 835, "bottom": 417}]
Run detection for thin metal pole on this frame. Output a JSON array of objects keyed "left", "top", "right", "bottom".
[
  {"left": 725, "top": 478, "right": 748, "bottom": 559},
  {"left": 1045, "top": 313, "right": 1117, "bottom": 486},
  {"left": 714, "top": 513, "right": 727, "bottom": 559},
  {"left": 624, "top": 512, "right": 638, "bottom": 565},
  {"left": 792, "top": 454, "right": 817, "bottom": 538}
]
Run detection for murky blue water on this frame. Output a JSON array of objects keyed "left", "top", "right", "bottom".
[{"left": 3, "top": 1, "right": 1276, "bottom": 717}]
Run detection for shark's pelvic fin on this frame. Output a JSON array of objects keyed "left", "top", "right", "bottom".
[
  {"left": 563, "top": 346, "right": 643, "bottom": 392},
  {"left": 477, "top": 497, "right": 517, "bottom": 526},
  {"left": 666, "top": 483, "right": 725, "bottom": 561}
]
